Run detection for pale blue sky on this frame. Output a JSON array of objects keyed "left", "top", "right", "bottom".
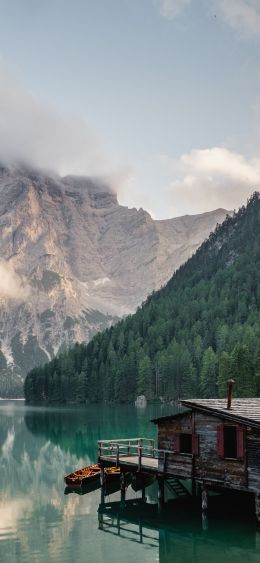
[{"left": 0, "top": 0, "right": 260, "bottom": 217}]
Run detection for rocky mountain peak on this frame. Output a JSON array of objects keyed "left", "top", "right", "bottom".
[{"left": 0, "top": 164, "right": 229, "bottom": 395}]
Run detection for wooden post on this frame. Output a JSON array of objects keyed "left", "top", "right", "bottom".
[
  {"left": 98, "top": 510, "right": 104, "bottom": 530},
  {"left": 195, "top": 481, "right": 200, "bottom": 497},
  {"left": 255, "top": 493, "right": 260, "bottom": 523},
  {"left": 158, "top": 476, "right": 164, "bottom": 513},
  {"left": 139, "top": 520, "right": 143, "bottom": 543},
  {"left": 100, "top": 464, "right": 105, "bottom": 486},
  {"left": 202, "top": 510, "right": 209, "bottom": 532},
  {"left": 201, "top": 484, "right": 208, "bottom": 512},
  {"left": 201, "top": 483, "right": 209, "bottom": 530},
  {"left": 163, "top": 451, "right": 167, "bottom": 473},
  {"left": 116, "top": 444, "right": 119, "bottom": 467},
  {"left": 138, "top": 446, "right": 142, "bottom": 471},
  {"left": 141, "top": 474, "right": 146, "bottom": 502},
  {"left": 100, "top": 465, "right": 105, "bottom": 505},
  {"left": 120, "top": 471, "right": 126, "bottom": 506}
]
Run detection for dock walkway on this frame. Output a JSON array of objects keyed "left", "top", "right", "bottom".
[
  {"left": 97, "top": 437, "right": 188, "bottom": 508},
  {"left": 100, "top": 454, "right": 159, "bottom": 472},
  {"left": 98, "top": 437, "right": 175, "bottom": 475}
]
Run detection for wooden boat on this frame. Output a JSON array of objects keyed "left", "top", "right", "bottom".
[
  {"left": 64, "top": 479, "right": 101, "bottom": 495},
  {"left": 64, "top": 463, "right": 120, "bottom": 487}
]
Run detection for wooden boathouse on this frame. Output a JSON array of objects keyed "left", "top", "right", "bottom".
[{"left": 98, "top": 389, "right": 260, "bottom": 520}]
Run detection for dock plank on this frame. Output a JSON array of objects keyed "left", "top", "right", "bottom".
[{"left": 100, "top": 455, "right": 158, "bottom": 471}]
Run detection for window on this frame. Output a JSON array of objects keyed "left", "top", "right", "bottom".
[
  {"left": 224, "top": 426, "right": 237, "bottom": 458},
  {"left": 180, "top": 433, "right": 192, "bottom": 454},
  {"left": 217, "top": 424, "right": 244, "bottom": 460},
  {"left": 174, "top": 433, "right": 199, "bottom": 455}
]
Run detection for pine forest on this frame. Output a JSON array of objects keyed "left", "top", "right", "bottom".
[{"left": 24, "top": 193, "right": 260, "bottom": 404}]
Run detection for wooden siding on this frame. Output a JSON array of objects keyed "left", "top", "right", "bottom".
[
  {"left": 247, "top": 430, "right": 260, "bottom": 491},
  {"left": 159, "top": 452, "right": 193, "bottom": 478},
  {"left": 157, "top": 410, "right": 251, "bottom": 489},
  {"left": 194, "top": 412, "right": 247, "bottom": 488},
  {"left": 158, "top": 413, "right": 193, "bottom": 477}
]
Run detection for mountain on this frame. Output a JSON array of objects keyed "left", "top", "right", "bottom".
[
  {"left": 0, "top": 164, "right": 228, "bottom": 396},
  {"left": 24, "top": 193, "right": 260, "bottom": 405}
]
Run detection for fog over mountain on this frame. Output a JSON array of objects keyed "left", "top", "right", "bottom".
[{"left": 0, "top": 164, "right": 228, "bottom": 394}]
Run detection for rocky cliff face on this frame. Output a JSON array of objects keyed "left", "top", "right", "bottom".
[{"left": 0, "top": 165, "right": 228, "bottom": 391}]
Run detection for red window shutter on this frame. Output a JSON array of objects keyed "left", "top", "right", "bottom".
[
  {"left": 174, "top": 433, "right": 180, "bottom": 453},
  {"left": 217, "top": 424, "right": 224, "bottom": 458},
  {"left": 192, "top": 434, "right": 199, "bottom": 455},
  {"left": 236, "top": 427, "right": 245, "bottom": 460}
]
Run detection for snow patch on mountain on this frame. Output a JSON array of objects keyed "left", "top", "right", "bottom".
[{"left": 0, "top": 163, "right": 229, "bottom": 390}]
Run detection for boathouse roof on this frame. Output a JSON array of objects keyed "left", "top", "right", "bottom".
[{"left": 152, "top": 399, "right": 260, "bottom": 430}]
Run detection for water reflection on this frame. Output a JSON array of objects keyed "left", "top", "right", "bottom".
[
  {"left": 0, "top": 401, "right": 260, "bottom": 563},
  {"left": 98, "top": 497, "right": 260, "bottom": 563},
  {"left": 23, "top": 403, "right": 166, "bottom": 459},
  {"left": 0, "top": 402, "right": 167, "bottom": 563}
]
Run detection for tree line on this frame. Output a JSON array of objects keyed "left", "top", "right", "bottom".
[{"left": 24, "top": 192, "right": 260, "bottom": 404}]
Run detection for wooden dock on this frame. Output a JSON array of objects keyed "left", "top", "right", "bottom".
[
  {"left": 98, "top": 437, "right": 185, "bottom": 509},
  {"left": 97, "top": 395, "right": 260, "bottom": 522},
  {"left": 98, "top": 437, "right": 191, "bottom": 479},
  {"left": 98, "top": 438, "right": 170, "bottom": 474},
  {"left": 100, "top": 454, "right": 159, "bottom": 471}
]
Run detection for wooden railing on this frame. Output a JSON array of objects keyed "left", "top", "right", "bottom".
[{"left": 97, "top": 437, "right": 186, "bottom": 472}]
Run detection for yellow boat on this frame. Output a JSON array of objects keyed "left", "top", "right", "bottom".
[{"left": 64, "top": 463, "right": 120, "bottom": 487}]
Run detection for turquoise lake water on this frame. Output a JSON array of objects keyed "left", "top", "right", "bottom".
[{"left": 0, "top": 400, "right": 260, "bottom": 563}]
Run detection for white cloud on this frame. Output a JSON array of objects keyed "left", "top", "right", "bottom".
[
  {"left": 155, "top": 0, "right": 191, "bottom": 19},
  {"left": 215, "top": 0, "right": 260, "bottom": 37},
  {"left": 117, "top": 147, "right": 260, "bottom": 218},
  {"left": 0, "top": 261, "right": 29, "bottom": 300},
  {"left": 156, "top": 147, "right": 260, "bottom": 216},
  {"left": 0, "top": 64, "right": 117, "bottom": 177},
  {"left": 155, "top": 0, "right": 260, "bottom": 37},
  {"left": 179, "top": 147, "right": 260, "bottom": 183}
]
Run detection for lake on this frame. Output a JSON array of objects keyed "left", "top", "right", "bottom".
[{"left": 0, "top": 400, "right": 260, "bottom": 563}]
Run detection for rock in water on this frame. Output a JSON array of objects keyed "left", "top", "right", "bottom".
[{"left": 135, "top": 395, "right": 147, "bottom": 407}]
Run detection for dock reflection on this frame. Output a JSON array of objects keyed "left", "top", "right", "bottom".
[
  {"left": 98, "top": 497, "right": 260, "bottom": 563},
  {"left": 98, "top": 499, "right": 159, "bottom": 550}
]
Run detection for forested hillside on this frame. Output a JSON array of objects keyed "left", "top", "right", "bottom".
[
  {"left": 25, "top": 193, "right": 260, "bottom": 404},
  {"left": 0, "top": 164, "right": 227, "bottom": 397}
]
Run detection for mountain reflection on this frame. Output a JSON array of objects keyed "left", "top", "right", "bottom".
[
  {"left": 1, "top": 402, "right": 260, "bottom": 563},
  {"left": 0, "top": 402, "right": 164, "bottom": 563},
  {"left": 0, "top": 436, "right": 90, "bottom": 562}
]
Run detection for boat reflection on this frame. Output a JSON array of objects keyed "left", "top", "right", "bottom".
[{"left": 65, "top": 477, "right": 123, "bottom": 497}]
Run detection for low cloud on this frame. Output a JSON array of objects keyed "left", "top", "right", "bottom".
[
  {"left": 160, "top": 147, "right": 260, "bottom": 216},
  {"left": 155, "top": 0, "right": 191, "bottom": 19},
  {"left": 155, "top": 0, "right": 260, "bottom": 37},
  {"left": 0, "top": 261, "right": 29, "bottom": 300},
  {"left": 215, "top": 0, "right": 260, "bottom": 38},
  {"left": 0, "top": 64, "right": 117, "bottom": 177}
]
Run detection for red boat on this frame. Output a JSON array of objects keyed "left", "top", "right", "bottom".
[{"left": 64, "top": 463, "right": 120, "bottom": 487}]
